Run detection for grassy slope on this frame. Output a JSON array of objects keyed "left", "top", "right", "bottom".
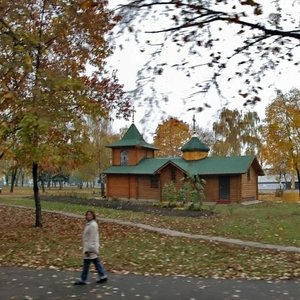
[{"left": 0, "top": 196, "right": 299, "bottom": 247}]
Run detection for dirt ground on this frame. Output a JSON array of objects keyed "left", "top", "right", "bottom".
[{"left": 40, "top": 195, "right": 216, "bottom": 218}]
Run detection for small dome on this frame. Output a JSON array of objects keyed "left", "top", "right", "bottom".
[{"left": 181, "top": 136, "right": 210, "bottom": 152}]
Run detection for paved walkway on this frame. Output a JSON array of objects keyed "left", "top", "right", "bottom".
[
  {"left": 1, "top": 266, "right": 299, "bottom": 300},
  {"left": 1, "top": 203, "right": 300, "bottom": 253}
]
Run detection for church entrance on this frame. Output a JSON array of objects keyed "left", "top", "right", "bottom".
[{"left": 219, "top": 176, "right": 230, "bottom": 202}]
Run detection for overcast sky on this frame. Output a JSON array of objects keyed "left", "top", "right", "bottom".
[{"left": 107, "top": 0, "right": 300, "bottom": 141}]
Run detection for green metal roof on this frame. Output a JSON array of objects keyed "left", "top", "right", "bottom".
[
  {"left": 105, "top": 158, "right": 169, "bottom": 175},
  {"left": 181, "top": 136, "right": 210, "bottom": 152},
  {"left": 104, "top": 155, "right": 264, "bottom": 176},
  {"left": 171, "top": 156, "right": 263, "bottom": 175},
  {"left": 122, "top": 123, "right": 143, "bottom": 140},
  {"left": 107, "top": 124, "right": 159, "bottom": 150}
]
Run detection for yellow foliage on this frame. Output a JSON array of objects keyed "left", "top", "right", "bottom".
[
  {"left": 263, "top": 89, "right": 300, "bottom": 176},
  {"left": 154, "top": 117, "right": 191, "bottom": 157}
]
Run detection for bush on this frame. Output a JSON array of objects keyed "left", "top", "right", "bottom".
[
  {"left": 161, "top": 174, "right": 206, "bottom": 210},
  {"left": 161, "top": 181, "right": 178, "bottom": 207}
]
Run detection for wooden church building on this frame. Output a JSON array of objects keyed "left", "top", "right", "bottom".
[{"left": 104, "top": 123, "right": 264, "bottom": 203}]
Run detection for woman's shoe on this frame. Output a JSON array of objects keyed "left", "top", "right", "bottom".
[
  {"left": 74, "top": 280, "right": 86, "bottom": 285},
  {"left": 96, "top": 277, "right": 108, "bottom": 284}
]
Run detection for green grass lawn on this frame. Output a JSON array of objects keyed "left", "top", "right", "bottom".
[
  {"left": 0, "top": 205, "right": 300, "bottom": 280},
  {"left": 0, "top": 194, "right": 299, "bottom": 247}
]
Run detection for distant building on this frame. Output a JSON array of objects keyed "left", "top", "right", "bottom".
[
  {"left": 104, "top": 124, "right": 264, "bottom": 203},
  {"left": 258, "top": 175, "right": 299, "bottom": 191}
]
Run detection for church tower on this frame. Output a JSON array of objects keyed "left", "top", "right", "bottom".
[
  {"left": 181, "top": 115, "right": 210, "bottom": 161},
  {"left": 107, "top": 123, "right": 158, "bottom": 166}
]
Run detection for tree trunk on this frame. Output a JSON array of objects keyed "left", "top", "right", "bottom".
[
  {"left": 296, "top": 167, "right": 300, "bottom": 197},
  {"left": 15, "top": 168, "right": 22, "bottom": 187},
  {"left": 21, "top": 171, "right": 25, "bottom": 187},
  {"left": 41, "top": 177, "right": 45, "bottom": 193},
  {"left": 32, "top": 162, "right": 42, "bottom": 227},
  {"left": 10, "top": 167, "right": 18, "bottom": 193}
]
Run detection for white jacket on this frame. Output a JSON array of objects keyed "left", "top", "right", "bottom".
[{"left": 82, "top": 220, "right": 100, "bottom": 259}]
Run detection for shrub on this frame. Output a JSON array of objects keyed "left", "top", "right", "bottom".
[
  {"left": 162, "top": 174, "right": 206, "bottom": 210},
  {"left": 161, "top": 181, "right": 178, "bottom": 207}
]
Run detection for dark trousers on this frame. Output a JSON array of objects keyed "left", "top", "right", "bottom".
[{"left": 80, "top": 258, "right": 107, "bottom": 282}]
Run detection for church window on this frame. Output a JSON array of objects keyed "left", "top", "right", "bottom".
[
  {"left": 150, "top": 175, "right": 159, "bottom": 188},
  {"left": 120, "top": 150, "right": 128, "bottom": 165}
]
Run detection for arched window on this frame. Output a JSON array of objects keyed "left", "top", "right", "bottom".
[{"left": 120, "top": 150, "right": 128, "bottom": 166}]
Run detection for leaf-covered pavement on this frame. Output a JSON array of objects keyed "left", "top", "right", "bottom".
[
  {"left": 1, "top": 266, "right": 300, "bottom": 300},
  {"left": 0, "top": 206, "right": 300, "bottom": 280}
]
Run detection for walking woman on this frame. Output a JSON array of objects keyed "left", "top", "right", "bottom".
[{"left": 74, "top": 210, "right": 108, "bottom": 285}]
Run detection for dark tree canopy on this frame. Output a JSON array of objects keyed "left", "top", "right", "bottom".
[{"left": 116, "top": 0, "right": 300, "bottom": 107}]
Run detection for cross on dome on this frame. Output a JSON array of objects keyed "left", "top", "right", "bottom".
[
  {"left": 131, "top": 106, "right": 136, "bottom": 124},
  {"left": 192, "top": 114, "right": 196, "bottom": 136}
]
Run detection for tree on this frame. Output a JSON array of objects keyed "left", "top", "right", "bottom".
[
  {"left": 263, "top": 89, "right": 300, "bottom": 194},
  {"left": 193, "top": 124, "right": 215, "bottom": 150},
  {"left": 212, "top": 108, "right": 262, "bottom": 156},
  {"left": 0, "top": 156, "right": 18, "bottom": 191},
  {"left": 241, "top": 111, "right": 263, "bottom": 156},
  {"left": 212, "top": 109, "right": 242, "bottom": 156},
  {"left": 72, "top": 117, "right": 121, "bottom": 188},
  {"left": 87, "top": 117, "right": 121, "bottom": 177},
  {"left": 117, "top": 1, "right": 300, "bottom": 105},
  {"left": 154, "top": 117, "right": 190, "bottom": 157},
  {"left": 0, "top": 0, "right": 130, "bottom": 226}
]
